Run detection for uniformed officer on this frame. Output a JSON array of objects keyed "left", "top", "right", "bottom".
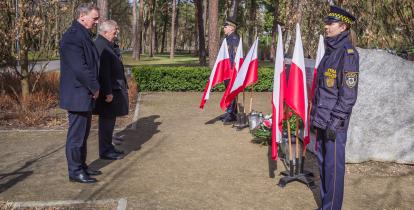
[
  {"left": 221, "top": 17, "right": 240, "bottom": 123},
  {"left": 310, "top": 6, "right": 359, "bottom": 210}
]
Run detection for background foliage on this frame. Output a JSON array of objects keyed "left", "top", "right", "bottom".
[{"left": 132, "top": 66, "right": 274, "bottom": 92}]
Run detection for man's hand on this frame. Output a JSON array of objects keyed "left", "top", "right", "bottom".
[
  {"left": 93, "top": 90, "right": 99, "bottom": 100},
  {"left": 326, "top": 127, "right": 336, "bottom": 141},
  {"left": 105, "top": 94, "right": 113, "bottom": 103}
]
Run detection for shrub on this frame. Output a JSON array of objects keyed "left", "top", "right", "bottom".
[{"left": 132, "top": 66, "right": 274, "bottom": 92}]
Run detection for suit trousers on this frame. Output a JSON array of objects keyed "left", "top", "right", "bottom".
[
  {"left": 98, "top": 116, "right": 116, "bottom": 156},
  {"left": 66, "top": 111, "right": 91, "bottom": 177},
  {"left": 317, "top": 128, "right": 348, "bottom": 210}
]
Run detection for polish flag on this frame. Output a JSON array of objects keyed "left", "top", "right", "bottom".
[
  {"left": 220, "top": 38, "right": 244, "bottom": 110},
  {"left": 310, "top": 35, "right": 325, "bottom": 101},
  {"left": 271, "top": 25, "right": 287, "bottom": 160},
  {"left": 224, "top": 38, "right": 259, "bottom": 105},
  {"left": 285, "top": 23, "right": 310, "bottom": 146},
  {"left": 200, "top": 39, "right": 231, "bottom": 109}
]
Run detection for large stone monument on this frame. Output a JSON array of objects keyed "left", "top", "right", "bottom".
[{"left": 346, "top": 48, "right": 414, "bottom": 164}]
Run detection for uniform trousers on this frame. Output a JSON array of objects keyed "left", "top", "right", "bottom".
[
  {"left": 66, "top": 111, "right": 91, "bottom": 177},
  {"left": 224, "top": 79, "right": 237, "bottom": 115},
  {"left": 317, "top": 128, "right": 347, "bottom": 210}
]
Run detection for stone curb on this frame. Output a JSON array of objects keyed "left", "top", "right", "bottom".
[{"left": 10, "top": 198, "right": 127, "bottom": 210}]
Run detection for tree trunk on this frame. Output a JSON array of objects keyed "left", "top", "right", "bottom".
[
  {"left": 270, "top": 0, "right": 280, "bottom": 61},
  {"left": 143, "top": 12, "right": 150, "bottom": 54},
  {"left": 161, "top": 16, "right": 168, "bottom": 53},
  {"left": 174, "top": 0, "right": 180, "bottom": 53},
  {"left": 97, "top": 0, "right": 108, "bottom": 28},
  {"left": 170, "top": 0, "right": 177, "bottom": 59},
  {"left": 17, "top": 1, "right": 29, "bottom": 108},
  {"left": 208, "top": 0, "right": 219, "bottom": 68},
  {"left": 149, "top": 0, "right": 156, "bottom": 57},
  {"left": 195, "top": 0, "right": 206, "bottom": 65},
  {"left": 229, "top": 0, "right": 238, "bottom": 18},
  {"left": 132, "top": 0, "right": 138, "bottom": 58},
  {"left": 136, "top": 0, "right": 144, "bottom": 59},
  {"left": 54, "top": 2, "right": 60, "bottom": 56},
  {"left": 248, "top": 0, "right": 257, "bottom": 46},
  {"left": 203, "top": 0, "right": 207, "bottom": 32}
]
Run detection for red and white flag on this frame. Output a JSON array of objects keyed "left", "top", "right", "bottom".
[
  {"left": 285, "top": 23, "right": 310, "bottom": 146},
  {"left": 200, "top": 39, "right": 231, "bottom": 109},
  {"left": 310, "top": 35, "right": 325, "bottom": 101},
  {"left": 233, "top": 37, "right": 244, "bottom": 73},
  {"left": 220, "top": 38, "right": 244, "bottom": 110},
  {"left": 224, "top": 38, "right": 259, "bottom": 105},
  {"left": 271, "top": 25, "right": 287, "bottom": 160}
]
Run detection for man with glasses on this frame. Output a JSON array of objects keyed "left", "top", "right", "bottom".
[{"left": 93, "top": 20, "right": 129, "bottom": 161}]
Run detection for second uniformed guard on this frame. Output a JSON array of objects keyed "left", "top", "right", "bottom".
[
  {"left": 310, "top": 6, "right": 359, "bottom": 210},
  {"left": 221, "top": 17, "right": 240, "bottom": 124}
]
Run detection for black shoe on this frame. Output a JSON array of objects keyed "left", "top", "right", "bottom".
[
  {"left": 69, "top": 173, "right": 97, "bottom": 183},
  {"left": 113, "top": 148, "right": 125, "bottom": 155},
  {"left": 100, "top": 152, "right": 123, "bottom": 160},
  {"left": 86, "top": 169, "right": 102, "bottom": 176}
]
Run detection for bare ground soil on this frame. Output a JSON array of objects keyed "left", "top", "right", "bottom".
[{"left": 0, "top": 92, "right": 413, "bottom": 210}]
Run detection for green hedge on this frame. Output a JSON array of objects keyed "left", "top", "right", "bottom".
[{"left": 132, "top": 66, "right": 274, "bottom": 92}]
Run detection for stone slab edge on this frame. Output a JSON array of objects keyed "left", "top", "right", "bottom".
[
  {"left": 10, "top": 198, "right": 127, "bottom": 210},
  {"left": 131, "top": 92, "right": 142, "bottom": 130}
]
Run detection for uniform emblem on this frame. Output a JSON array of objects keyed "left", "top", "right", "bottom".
[
  {"left": 345, "top": 72, "right": 358, "bottom": 88},
  {"left": 347, "top": 49, "right": 354, "bottom": 54},
  {"left": 324, "top": 68, "right": 337, "bottom": 88}
]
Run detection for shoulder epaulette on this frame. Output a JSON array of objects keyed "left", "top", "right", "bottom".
[{"left": 344, "top": 42, "right": 354, "bottom": 55}]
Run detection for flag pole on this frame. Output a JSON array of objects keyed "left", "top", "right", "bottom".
[
  {"left": 295, "top": 117, "right": 300, "bottom": 175},
  {"left": 249, "top": 84, "right": 254, "bottom": 113},
  {"left": 301, "top": 102, "right": 312, "bottom": 174},
  {"left": 287, "top": 109, "right": 294, "bottom": 177},
  {"left": 243, "top": 91, "right": 246, "bottom": 113}
]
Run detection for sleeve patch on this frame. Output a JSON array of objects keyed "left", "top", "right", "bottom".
[{"left": 345, "top": 72, "right": 358, "bottom": 88}]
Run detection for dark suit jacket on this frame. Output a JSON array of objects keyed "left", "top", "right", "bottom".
[
  {"left": 93, "top": 35, "right": 129, "bottom": 118},
  {"left": 59, "top": 21, "right": 100, "bottom": 112}
]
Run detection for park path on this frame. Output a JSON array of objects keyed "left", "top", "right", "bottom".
[{"left": 0, "top": 92, "right": 413, "bottom": 209}]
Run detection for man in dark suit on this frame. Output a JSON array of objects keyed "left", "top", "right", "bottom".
[
  {"left": 59, "top": 3, "right": 101, "bottom": 183},
  {"left": 93, "top": 20, "right": 129, "bottom": 160}
]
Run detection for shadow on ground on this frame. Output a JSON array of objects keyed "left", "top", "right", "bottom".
[
  {"left": 88, "top": 115, "right": 161, "bottom": 171},
  {"left": 0, "top": 145, "right": 65, "bottom": 193},
  {"left": 268, "top": 139, "right": 322, "bottom": 208},
  {"left": 205, "top": 114, "right": 224, "bottom": 125}
]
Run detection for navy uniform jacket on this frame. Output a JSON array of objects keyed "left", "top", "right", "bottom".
[
  {"left": 93, "top": 35, "right": 129, "bottom": 118},
  {"left": 226, "top": 32, "right": 240, "bottom": 67},
  {"left": 311, "top": 31, "right": 359, "bottom": 131},
  {"left": 59, "top": 21, "right": 100, "bottom": 112}
]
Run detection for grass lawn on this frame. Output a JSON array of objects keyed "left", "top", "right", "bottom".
[
  {"left": 122, "top": 52, "right": 200, "bottom": 66},
  {"left": 122, "top": 52, "right": 274, "bottom": 68}
]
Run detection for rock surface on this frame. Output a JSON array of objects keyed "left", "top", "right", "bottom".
[{"left": 346, "top": 48, "right": 414, "bottom": 164}]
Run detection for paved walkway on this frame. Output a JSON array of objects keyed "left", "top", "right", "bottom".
[{"left": 0, "top": 92, "right": 413, "bottom": 209}]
